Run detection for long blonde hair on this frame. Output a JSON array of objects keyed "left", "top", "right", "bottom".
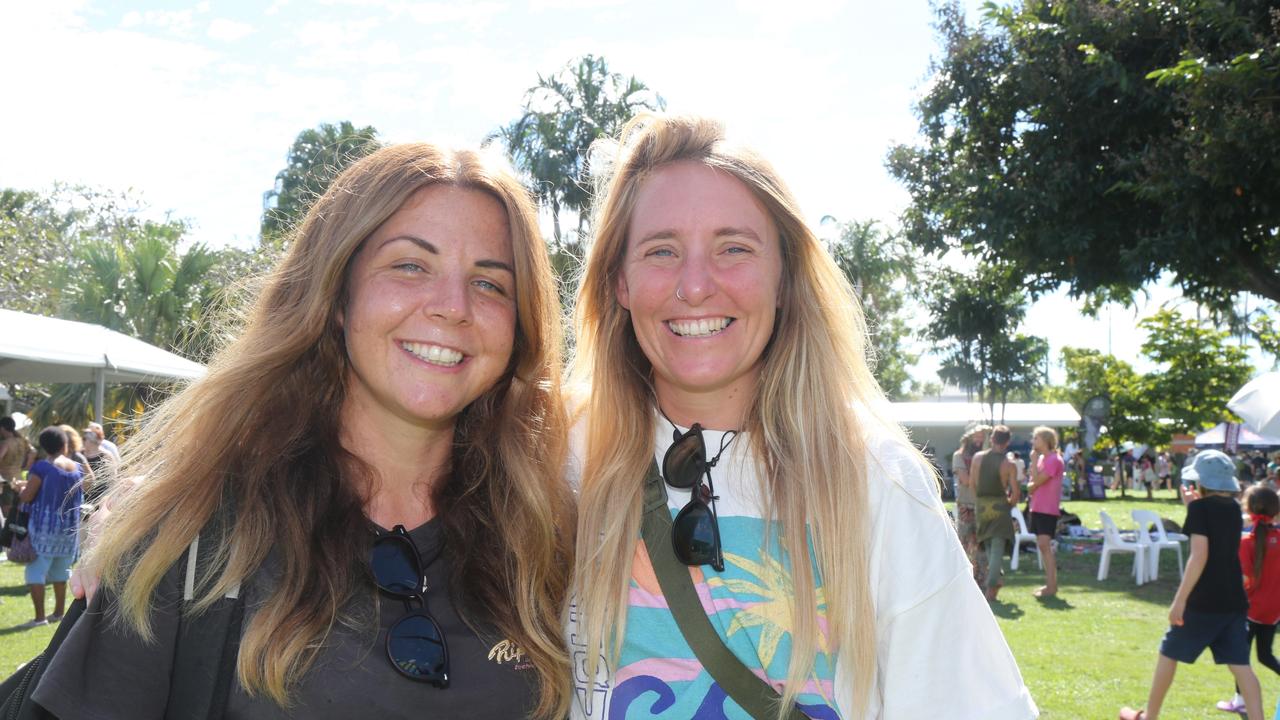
[
  {"left": 89, "top": 143, "right": 574, "bottom": 718},
  {"left": 571, "top": 114, "right": 922, "bottom": 716}
]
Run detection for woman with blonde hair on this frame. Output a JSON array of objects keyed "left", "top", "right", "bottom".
[
  {"left": 1027, "top": 426, "right": 1064, "bottom": 598},
  {"left": 58, "top": 423, "right": 95, "bottom": 489},
  {"left": 568, "top": 114, "right": 1036, "bottom": 719},
  {"left": 31, "top": 142, "right": 575, "bottom": 719}
]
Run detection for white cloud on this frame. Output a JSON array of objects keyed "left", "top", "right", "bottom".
[
  {"left": 732, "top": 0, "right": 844, "bottom": 30},
  {"left": 388, "top": 1, "right": 506, "bottom": 30},
  {"left": 529, "top": 0, "right": 624, "bottom": 10},
  {"left": 114, "top": 7, "right": 206, "bottom": 37},
  {"left": 2, "top": 0, "right": 91, "bottom": 32},
  {"left": 208, "top": 18, "right": 254, "bottom": 41},
  {"left": 294, "top": 17, "right": 375, "bottom": 45}
]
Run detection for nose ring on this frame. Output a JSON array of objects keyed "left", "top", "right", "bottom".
[{"left": 676, "top": 287, "right": 687, "bottom": 302}]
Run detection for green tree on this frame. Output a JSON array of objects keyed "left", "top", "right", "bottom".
[
  {"left": 1058, "top": 346, "right": 1158, "bottom": 447},
  {"left": 261, "top": 121, "right": 381, "bottom": 241},
  {"left": 924, "top": 263, "right": 1046, "bottom": 418},
  {"left": 491, "top": 54, "right": 664, "bottom": 300},
  {"left": 888, "top": 0, "right": 1280, "bottom": 314},
  {"left": 988, "top": 332, "right": 1050, "bottom": 407},
  {"left": 28, "top": 218, "right": 219, "bottom": 431},
  {"left": 0, "top": 186, "right": 128, "bottom": 316},
  {"left": 824, "top": 218, "right": 922, "bottom": 399},
  {"left": 1252, "top": 309, "right": 1280, "bottom": 363},
  {"left": 2, "top": 186, "right": 272, "bottom": 434},
  {"left": 1139, "top": 308, "right": 1257, "bottom": 433}
]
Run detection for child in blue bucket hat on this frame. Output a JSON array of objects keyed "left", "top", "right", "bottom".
[{"left": 1120, "top": 450, "right": 1264, "bottom": 720}]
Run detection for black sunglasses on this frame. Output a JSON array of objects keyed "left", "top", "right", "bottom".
[
  {"left": 662, "top": 423, "right": 727, "bottom": 573},
  {"left": 371, "top": 525, "right": 450, "bottom": 688}
]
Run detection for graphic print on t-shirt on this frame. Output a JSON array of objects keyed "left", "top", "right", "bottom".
[{"left": 571, "top": 511, "right": 840, "bottom": 719}]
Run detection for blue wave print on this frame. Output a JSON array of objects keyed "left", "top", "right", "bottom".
[{"left": 611, "top": 675, "right": 838, "bottom": 719}]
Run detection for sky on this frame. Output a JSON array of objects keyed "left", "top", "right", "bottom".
[{"left": 1, "top": 0, "right": 1273, "bottom": 387}]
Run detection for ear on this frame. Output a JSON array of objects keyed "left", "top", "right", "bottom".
[{"left": 615, "top": 271, "right": 631, "bottom": 311}]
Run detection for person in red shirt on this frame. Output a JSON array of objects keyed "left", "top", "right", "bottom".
[{"left": 1217, "top": 485, "right": 1280, "bottom": 713}]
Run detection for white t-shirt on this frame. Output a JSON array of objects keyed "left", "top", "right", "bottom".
[
  {"left": 1009, "top": 454, "right": 1027, "bottom": 484},
  {"left": 567, "top": 412, "right": 1038, "bottom": 719}
]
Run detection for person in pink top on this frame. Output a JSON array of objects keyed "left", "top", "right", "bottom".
[{"left": 1027, "top": 426, "right": 1063, "bottom": 598}]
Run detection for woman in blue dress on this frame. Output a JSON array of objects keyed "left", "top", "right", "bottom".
[{"left": 14, "top": 425, "right": 84, "bottom": 627}]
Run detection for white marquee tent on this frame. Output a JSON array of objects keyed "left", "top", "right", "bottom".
[
  {"left": 0, "top": 309, "right": 206, "bottom": 424},
  {"left": 1193, "top": 422, "right": 1280, "bottom": 448},
  {"left": 889, "top": 401, "right": 1083, "bottom": 480}
]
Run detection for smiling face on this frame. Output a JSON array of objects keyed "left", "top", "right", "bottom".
[
  {"left": 341, "top": 184, "right": 517, "bottom": 433},
  {"left": 616, "top": 161, "right": 783, "bottom": 425}
]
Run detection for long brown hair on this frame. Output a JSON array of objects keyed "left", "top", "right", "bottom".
[
  {"left": 89, "top": 143, "right": 574, "bottom": 717},
  {"left": 570, "top": 114, "right": 928, "bottom": 717},
  {"left": 1245, "top": 485, "right": 1280, "bottom": 582}
]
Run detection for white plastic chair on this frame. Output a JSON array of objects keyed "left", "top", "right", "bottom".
[
  {"left": 1132, "top": 509, "right": 1187, "bottom": 582},
  {"left": 1098, "top": 510, "right": 1147, "bottom": 585},
  {"left": 1009, "top": 506, "right": 1042, "bottom": 571}
]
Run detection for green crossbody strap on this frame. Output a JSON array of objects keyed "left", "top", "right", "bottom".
[{"left": 640, "top": 459, "right": 808, "bottom": 720}]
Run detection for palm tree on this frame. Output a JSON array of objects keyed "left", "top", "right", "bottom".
[
  {"left": 491, "top": 55, "right": 665, "bottom": 247},
  {"left": 261, "top": 121, "right": 381, "bottom": 241},
  {"left": 29, "top": 219, "right": 218, "bottom": 435}
]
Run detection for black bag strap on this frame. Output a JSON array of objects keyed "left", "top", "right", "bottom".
[
  {"left": 640, "top": 459, "right": 807, "bottom": 720},
  {"left": 164, "top": 503, "right": 245, "bottom": 720}
]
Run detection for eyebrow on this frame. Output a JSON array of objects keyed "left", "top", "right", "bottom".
[
  {"left": 714, "top": 226, "right": 762, "bottom": 242},
  {"left": 379, "top": 234, "right": 514, "bottom": 275},
  {"left": 634, "top": 226, "right": 763, "bottom": 245}
]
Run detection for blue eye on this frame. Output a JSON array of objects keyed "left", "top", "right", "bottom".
[
  {"left": 392, "top": 261, "right": 426, "bottom": 273},
  {"left": 648, "top": 248, "right": 676, "bottom": 257},
  {"left": 474, "top": 278, "right": 507, "bottom": 295}
]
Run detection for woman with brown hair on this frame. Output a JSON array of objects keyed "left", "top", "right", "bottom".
[
  {"left": 32, "top": 142, "right": 575, "bottom": 719},
  {"left": 568, "top": 114, "right": 1036, "bottom": 719}
]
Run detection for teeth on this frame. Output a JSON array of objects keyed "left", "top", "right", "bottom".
[
  {"left": 667, "top": 317, "right": 732, "bottom": 337},
  {"left": 401, "top": 342, "right": 464, "bottom": 367}
]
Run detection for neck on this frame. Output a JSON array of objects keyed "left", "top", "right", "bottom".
[
  {"left": 654, "top": 375, "right": 755, "bottom": 432},
  {"left": 338, "top": 392, "right": 456, "bottom": 530}
]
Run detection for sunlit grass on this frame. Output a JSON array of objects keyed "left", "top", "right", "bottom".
[
  {"left": 0, "top": 560, "right": 59, "bottom": 674},
  {"left": 989, "top": 489, "right": 1280, "bottom": 718}
]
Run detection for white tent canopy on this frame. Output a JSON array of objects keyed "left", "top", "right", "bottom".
[
  {"left": 888, "top": 402, "right": 1082, "bottom": 429},
  {"left": 1193, "top": 422, "right": 1280, "bottom": 448},
  {"left": 889, "top": 402, "right": 1083, "bottom": 479},
  {"left": 0, "top": 309, "right": 206, "bottom": 424}
]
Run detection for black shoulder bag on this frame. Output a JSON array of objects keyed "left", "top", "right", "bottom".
[
  {"left": 639, "top": 459, "right": 808, "bottom": 720},
  {"left": 0, "top": 507, "right": 245, "bottom": 720}
]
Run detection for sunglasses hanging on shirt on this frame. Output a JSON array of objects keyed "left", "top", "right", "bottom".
[
  {"left": 661, "top": 419, "right": 738, "bottom": 573},
  {"left": 371, "top": 525, "right": 450, "bottom": 688}
]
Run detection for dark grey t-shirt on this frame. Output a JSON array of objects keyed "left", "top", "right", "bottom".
[{"left": 33, "top": 518, "right": 539, "bottom": 719}]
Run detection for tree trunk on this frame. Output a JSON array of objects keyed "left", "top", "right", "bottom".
[{"left": 1234, "top": 243, "right": 1280, "bottom": 305}]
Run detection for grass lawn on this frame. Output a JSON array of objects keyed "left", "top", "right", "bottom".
[
  {"left": 0, "top": 559, "right": 61, "bottom": 674},
  {"left": 986, "top": 488, "right": 1280, "bottom": 718},
  {"left": 2, "top": 488, "right": 1279, "bottom": 717}
]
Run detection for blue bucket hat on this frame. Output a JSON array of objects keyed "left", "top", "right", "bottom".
[{"left": 1182, "top": 449, "right": 1240, "bottom": 492}]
